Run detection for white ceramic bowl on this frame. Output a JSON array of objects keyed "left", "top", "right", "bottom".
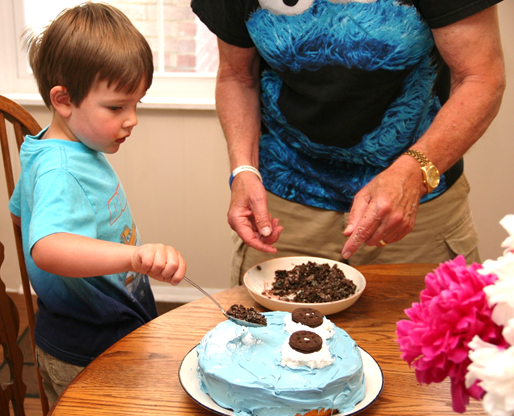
[{"left": 243, "top": 256, "right": 366, "bottom": 315}]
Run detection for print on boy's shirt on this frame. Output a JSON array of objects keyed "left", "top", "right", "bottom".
[
  {"left": 108, "top": 182, "right": 128, "bottom": 225},
  {"left": 124, "top": 270, "right": 147, "bottom": 300},
  {"left": 119, "top": 221, "right": 137, "bottom": 245}
]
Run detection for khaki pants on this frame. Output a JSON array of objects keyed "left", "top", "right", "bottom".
[
  {"left": 36, "top": 346, "right": 85, "bottom": 405},
  {"left": 231, "top": 174, "right": 480, "bottom": 286}
]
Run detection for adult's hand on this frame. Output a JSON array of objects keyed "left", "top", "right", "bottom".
[
  {"left": 341, "top": 157, "right": 422, "bottom": 259},
  {"left": 228, "top": 171, "right": 283, "bottom": 253}
]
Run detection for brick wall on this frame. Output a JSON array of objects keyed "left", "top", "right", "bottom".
[{"left": 111, "top": 0, "right": 218, "bottom": 73}]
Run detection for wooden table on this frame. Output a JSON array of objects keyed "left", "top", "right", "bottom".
[{"left": 48, "top": 264, "right": 486, "bottom": 415}]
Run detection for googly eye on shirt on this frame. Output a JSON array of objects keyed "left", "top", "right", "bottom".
[
  {"left": 258, "top": 0, "right": 314, "bottom": 16},
  {"left": 258, "top": 0, "right": 377, "bottom": 16}
]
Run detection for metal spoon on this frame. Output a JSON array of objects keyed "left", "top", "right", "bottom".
[{"left": 183, "top": 277, "right": 266, "bottom": 328}]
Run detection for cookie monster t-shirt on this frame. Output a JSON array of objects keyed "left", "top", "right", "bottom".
[{"left": 192, "top": 0, "right": 501, "bottom": 211}]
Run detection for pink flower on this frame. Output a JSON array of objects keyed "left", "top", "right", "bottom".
[{"left": 396, "top": 256, "right": 505, "bottom": 413}]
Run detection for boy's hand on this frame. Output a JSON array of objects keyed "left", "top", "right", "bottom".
[{"left": 131, "top": 244, "right": 186, "bottom": 285}]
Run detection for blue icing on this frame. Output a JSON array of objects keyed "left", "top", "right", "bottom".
[{"left": 196, "top": 311, "right": 365, "bottom": 416}]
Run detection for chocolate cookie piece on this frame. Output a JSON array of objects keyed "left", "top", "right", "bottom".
[
  {"left": 292, "top": 307, "right": 324, "bottom": 328},
  {"left": 227, "top": 304, "right": 267, "bottom": 326},
  {"left": 289, "top": 330, "right": 323, "bottom": 354},
  {"left": 264, "top": 261, "right": 357, "bottom": 303}
]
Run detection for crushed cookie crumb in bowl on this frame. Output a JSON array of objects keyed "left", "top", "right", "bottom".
[{"left": 243, "top": 256, "right": 366, "bottom": 315}]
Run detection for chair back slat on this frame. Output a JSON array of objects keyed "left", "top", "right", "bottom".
[
  {"left": 13, "top": 121, "right": 26, "bottom": 153},
  {"left": 0, "top": 241, "right": 27, "bottom": 416},
  {"left": 0, "top": 112, "right": 17, "bottom": 197}
]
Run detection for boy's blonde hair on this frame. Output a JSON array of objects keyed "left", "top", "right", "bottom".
[{"left": 27, "top": 2, "right": 154, "bottom": 108}]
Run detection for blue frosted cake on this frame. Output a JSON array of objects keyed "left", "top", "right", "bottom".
[{"left": 196, "top": 310, "right": 366, "bottom": 416}]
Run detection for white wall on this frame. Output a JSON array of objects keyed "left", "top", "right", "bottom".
[{"left": 1, "top": 2, "right": 513, "bottom": 301}]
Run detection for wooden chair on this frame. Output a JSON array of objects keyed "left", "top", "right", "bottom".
[
  {"left": 0, "top": 95, "right": 49, "bottom": 415},
  {"left": 0, "top": 240, "right": 28, "bottom": 415}
]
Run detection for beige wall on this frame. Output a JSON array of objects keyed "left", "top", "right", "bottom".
[
  {"left": 466, "top": 1, "right": 514, "bottom": 261},
  {"left": 1, "top": 2, "right": 513, "bottom": 301}
]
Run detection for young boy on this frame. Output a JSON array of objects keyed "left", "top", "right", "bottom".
[{"left": 8, "top": 2, "right": 186, "bottom": 404}]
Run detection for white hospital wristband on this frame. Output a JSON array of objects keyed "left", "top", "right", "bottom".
[{"left": 229, "top": 165, "right": 263, "bottom": 188}]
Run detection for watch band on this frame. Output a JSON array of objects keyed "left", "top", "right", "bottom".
[
  {"left": 403, "top": 149, "right": 440, "bottom": 194},
  {"left": 403, "top": 149, "right": 431, "bottom": 167}
]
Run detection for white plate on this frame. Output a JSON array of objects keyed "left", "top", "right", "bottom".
[
  {"left": 244, "top": 256, "right": 366, "bottom": 315},
  {"left": 179, "top": 345, "right": 384, "bottom": 416}
]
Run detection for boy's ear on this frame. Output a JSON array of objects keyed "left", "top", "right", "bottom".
[{"left": 49, "top": 86, "right": 72, "bottom": 117}]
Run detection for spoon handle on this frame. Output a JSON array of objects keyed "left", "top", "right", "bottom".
[{"left": 183, "top": 277, "right": 227, "bottom": 316}]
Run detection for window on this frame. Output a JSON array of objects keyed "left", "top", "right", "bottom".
[{"left": 0, "top": 0, "right": 218, "bottom": 109}]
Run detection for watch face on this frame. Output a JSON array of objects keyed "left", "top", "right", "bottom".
[{"left": 426, "top": 165, "right": 440, "bottom": 189}]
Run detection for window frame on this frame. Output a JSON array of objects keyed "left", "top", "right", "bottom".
[{"left": 0, "top": 0, "right": 216, "bottom": 110}]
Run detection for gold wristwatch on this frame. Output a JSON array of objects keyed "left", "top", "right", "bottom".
[{"left": 403, "top": 149, "right": 440, "bottom": 194}]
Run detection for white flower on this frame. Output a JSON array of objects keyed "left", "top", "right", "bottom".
[
  {"left": 468, "top": 215, "right": 514, "bottom": 416},
  {"left": 483, "top": 280, "right": 514, "bottom": 329},
  {"left": 500, "top": 215, "right": 514, "bottom": 253},
  {"left": 480, "top": 252, "right": 514, "bottom": 282},
  {"left": 479, "top": 215, "right": 514, "bottom": 328},
  {"left": 503, "top": 318, "right": 514, "bottom": 346},
  {"left": 467, "top": 336, "right": 514, "bottom": 416}
]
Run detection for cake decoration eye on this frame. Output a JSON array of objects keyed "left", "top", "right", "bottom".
[
  {"left": 258, "top": 0, "right": 314, "bottom": 16},
  {"left": 289, "top": 330, "right": 323, "bottom": 353},
  {"left": 292, "top": 307, "right": 324, "bottom": 328}
]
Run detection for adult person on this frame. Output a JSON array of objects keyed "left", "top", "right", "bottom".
[{"left": 191, "top": 0, "right": 505, "bottom": 285}]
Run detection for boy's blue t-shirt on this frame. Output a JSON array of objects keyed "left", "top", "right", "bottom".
[{"left": 9, "top": 128, "right": 158, "bottom": 367}]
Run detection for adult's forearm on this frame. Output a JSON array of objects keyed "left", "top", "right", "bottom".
[
  {"left": 408, "top": 6, "right": 505, "bottom": 173},
  {"left": 410, "top": 67, "right": 505, "bottom": 174},
  {"left": 215, "top": 41, "right": 262, "bottom": 170},
  {"left": 214, "top": 41, "right": 281, "bottom": 249},
  {"left": 216, "top": 77, "right": 261, "bottom": 169}
]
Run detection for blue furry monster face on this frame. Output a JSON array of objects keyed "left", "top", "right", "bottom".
[
  {"left": 245, "top": 0, "right": 437, "bottom": 149},
  {"left": 249, "top": 0, "right": 433, "bottom": 73}
]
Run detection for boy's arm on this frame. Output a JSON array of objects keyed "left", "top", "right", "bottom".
[{"left": 31, "top": 233, "right": 186, "bottom": 285}]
